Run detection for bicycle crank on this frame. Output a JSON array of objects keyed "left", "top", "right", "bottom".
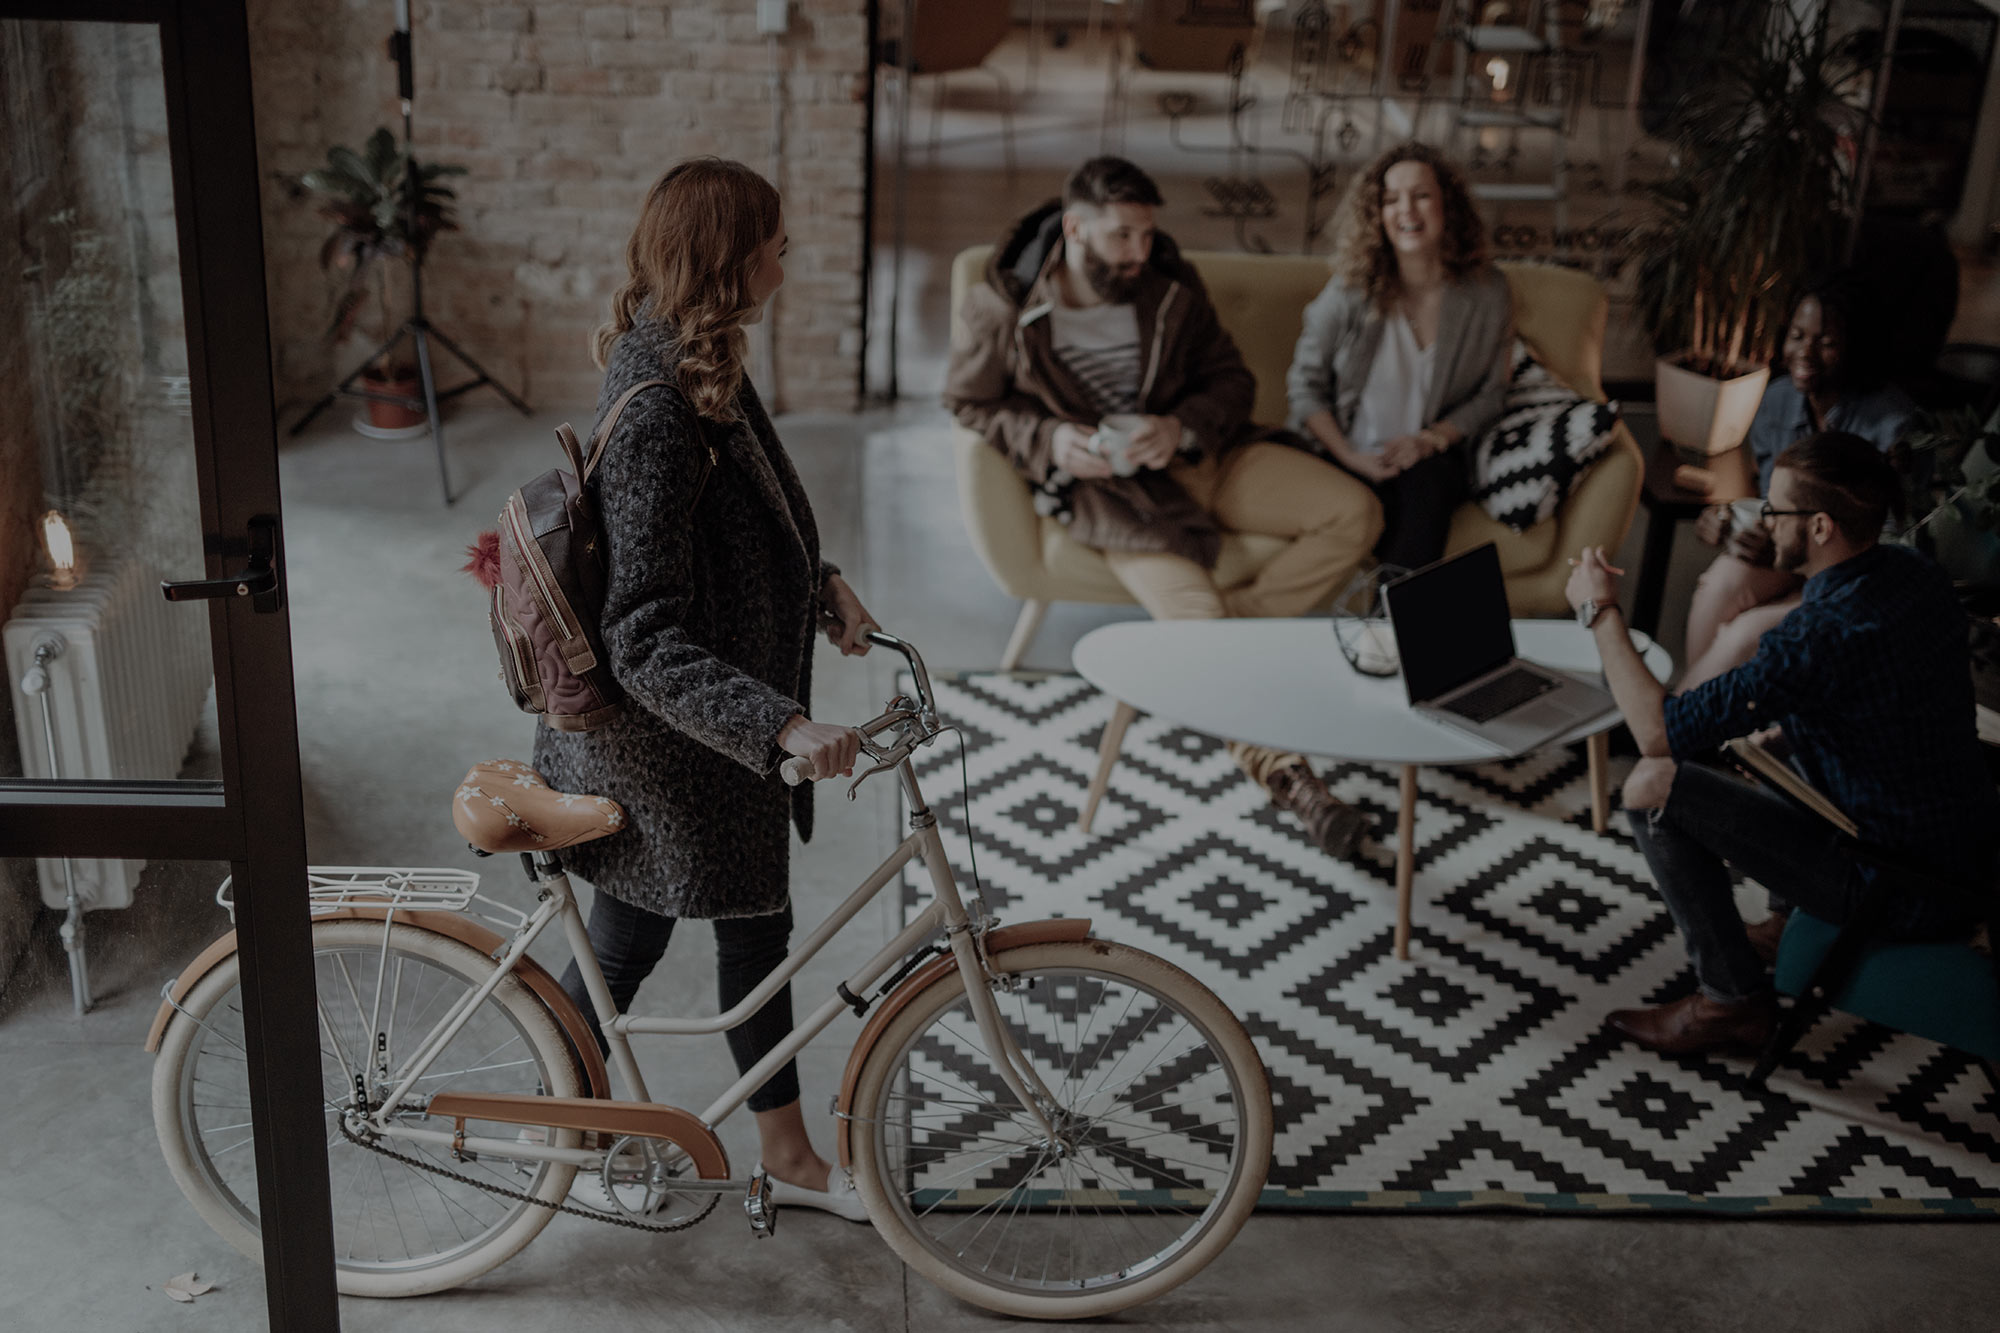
[{"left": 744, "top": 1166, "right": 776, "bottom": 1238}]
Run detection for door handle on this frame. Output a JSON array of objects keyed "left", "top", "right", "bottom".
[{"left": 161, "top": 515, "right": 283, "bottom": 613}]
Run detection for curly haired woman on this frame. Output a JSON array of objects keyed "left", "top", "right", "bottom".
[
  {"left": 1286, "top": 142, "right": 1514, "bottom": 570},
  {"left": 533, "top": 158, "right": 877, "bottom": 1221}
]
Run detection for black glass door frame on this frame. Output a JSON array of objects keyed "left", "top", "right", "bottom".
[{"left": 0, "top": 0, "right": 336, "bottom": 1327}]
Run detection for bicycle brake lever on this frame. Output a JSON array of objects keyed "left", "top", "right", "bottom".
[{"left": 845, "top": 756, "right": 899, "bottom": 800}]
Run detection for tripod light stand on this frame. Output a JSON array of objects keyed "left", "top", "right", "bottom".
[{"left": 289, "top": 0, "right": 530, "bottom": 504}]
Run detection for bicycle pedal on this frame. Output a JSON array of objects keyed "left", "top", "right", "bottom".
[{"left": 744, "top": 1166, "right": 777, "bottom": 1239}]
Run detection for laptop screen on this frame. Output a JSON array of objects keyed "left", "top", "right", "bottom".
[{"left": 1384, "top": 543, "right": 1517, "bottom": 704}]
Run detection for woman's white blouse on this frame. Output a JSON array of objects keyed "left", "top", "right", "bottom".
[{"left": 1347, "top": 310, "right": 1434, "bottom": 454}]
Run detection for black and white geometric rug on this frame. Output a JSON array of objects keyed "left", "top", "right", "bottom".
[{"left": 899, "top": 673, "right": 2000, "bottom": 1217}]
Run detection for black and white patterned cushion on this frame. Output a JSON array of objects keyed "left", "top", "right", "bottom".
[{"left": 1471, "top": 341, "right": 1620, "bottom": 531}]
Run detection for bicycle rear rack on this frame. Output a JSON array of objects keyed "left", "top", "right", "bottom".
[{"left": 217, "top": 866, "right": 523, "bottom": 932}]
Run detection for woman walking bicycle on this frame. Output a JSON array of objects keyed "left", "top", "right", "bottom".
[
  {"left": 536, "top": 156, "right": 877, "bottom": 1219},
  {"left": 148, "top": 156, "right": 1273, "bottom": 1320}
]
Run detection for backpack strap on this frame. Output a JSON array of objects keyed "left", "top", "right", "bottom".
[
  {"left": 581, "top": 378, "right": 672, "bottom": 481},
  {"left": 554, "top": 423, "right": 589, "bottom": 478}
]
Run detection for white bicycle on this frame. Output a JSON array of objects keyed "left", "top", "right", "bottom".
[{"left": 148, "top": 632, "right": 1272, "bottom": 1319}]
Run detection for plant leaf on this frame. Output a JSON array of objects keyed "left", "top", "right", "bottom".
[{"left": 163, "top": 1272, "right": 216, "bottom": 1302}]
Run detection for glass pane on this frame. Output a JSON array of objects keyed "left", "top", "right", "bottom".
[
  {"left": 0, "top": 854, "right": 269, "bottom": 1321},
  {"left": 0, "top": 19, "right": 216, "bottom": 790}
]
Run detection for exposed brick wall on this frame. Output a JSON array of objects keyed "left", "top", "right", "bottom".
[{"left": 251, "top": 1, "right": 870, "bottom": 416}]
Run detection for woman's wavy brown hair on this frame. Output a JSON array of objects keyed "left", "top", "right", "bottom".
[
  {"left": 594, "top": 158, "right": 781, "bottom": 423},
  {"left": 1331, "top": 142, "right": 1488, "bottom": 309}
]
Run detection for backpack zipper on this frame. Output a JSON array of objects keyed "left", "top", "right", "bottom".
[
  {"left": 493, "top": 584, "right": 538, "bottom": 703},
  {"left": 504, "top": 494, "right": 576, "bottom": 643}
]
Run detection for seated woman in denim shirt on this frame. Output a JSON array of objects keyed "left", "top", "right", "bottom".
[{"left": 1679, "top": 275, "right": 1913, "bottom": 689}]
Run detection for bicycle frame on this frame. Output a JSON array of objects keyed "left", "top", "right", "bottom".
[{"left": 363, "top": 633, "right": 1062, "bottom": 1174}]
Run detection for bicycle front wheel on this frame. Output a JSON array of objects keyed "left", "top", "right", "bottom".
[
  {"left": 151, "top": 919, "right": 583, "bottom": 1297},
  {"left": 848, "top": 939, "right": 1272, "bottom": 1320}
]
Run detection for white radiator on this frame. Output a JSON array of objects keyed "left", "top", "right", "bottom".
[{"left": 5, "top": 555, "right": 212, "bottom": 910}]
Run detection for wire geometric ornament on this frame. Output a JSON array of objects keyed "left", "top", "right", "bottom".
[{"left": 1330, "top": 562, "right": 1408, "bottom": 677}]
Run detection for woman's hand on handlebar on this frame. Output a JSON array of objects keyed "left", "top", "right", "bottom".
[
  {"left": 820, "top": 573, "right": 879, "bottom": 657},
  {"left": 777, "top": 714, "right": 861, "bottom": 781}
]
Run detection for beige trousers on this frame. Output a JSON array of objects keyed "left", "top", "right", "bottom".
[{"left": 1103, "top": 442, "right": 1383, "bottom": 785}]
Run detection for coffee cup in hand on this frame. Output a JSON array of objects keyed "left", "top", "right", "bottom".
[
  {"left": 1730, "top": 497, "right": 1765, "bottom": 534},
  {"left": 1092, "top": 413, "right": 1147, "bottom": 478}
]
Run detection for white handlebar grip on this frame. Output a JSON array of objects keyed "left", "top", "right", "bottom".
[{"left": 780, "top": 756, "right": 815, "bottom": 785}]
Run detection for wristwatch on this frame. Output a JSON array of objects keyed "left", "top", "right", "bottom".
[{"left": 1576, "top": 598, "right": 1607, "bottom": 629}]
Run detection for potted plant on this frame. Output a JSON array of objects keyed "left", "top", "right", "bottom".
[
  {"left": 299, "top": 128, "right": 465, "bottom": 430},
  {"left": 1899, "top": 404, "right": 2000, "bottom": 719},
  {"left": 1902, "top": 404, "right": 2000, "bottom": 592},
  {"left": 1633, "top": 7, "right": 1865, "bottom": 456}
]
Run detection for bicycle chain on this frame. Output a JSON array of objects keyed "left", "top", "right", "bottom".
[{"left": 334, "top": 1115, "right": 719, "bottom": 1234}]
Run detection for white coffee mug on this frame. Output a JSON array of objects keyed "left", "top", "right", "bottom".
[
  {"left": 1093, "top": 413, "right": 1148, "bottom": 478},
  {"left": 1730, "top": 496, "right": 1766, "bottom": 534}
]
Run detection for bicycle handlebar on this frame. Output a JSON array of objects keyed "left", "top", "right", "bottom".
[{"left": 779, "top": 630, "right": 937, "bottom": 786}]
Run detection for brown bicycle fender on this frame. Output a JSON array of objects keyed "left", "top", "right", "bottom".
[
  {"left": 834, "top": 918, "right": 1094, "bottom": 1169},
  {"left": 143, "top": 909, "right": 612, "bottom": 1103}
]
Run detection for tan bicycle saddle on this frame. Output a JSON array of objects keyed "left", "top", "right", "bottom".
[{"left": 452, "top": 759, "right": 626, "bottom": 854}]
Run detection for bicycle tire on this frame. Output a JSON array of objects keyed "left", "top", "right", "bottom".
[
  {"left": 848, "top": 939, "right": 1272, "bottom": 1320},
  {"left": 151, "top": 919, "right": 583, "bottom": 1297}
]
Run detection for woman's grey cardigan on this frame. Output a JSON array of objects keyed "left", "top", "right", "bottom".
[
  {"left": 533, "top": 318, "right": 831, "bottom": 919},
  {"left": 1285, "top": 266, "right": 1514, "bottom": 447}
]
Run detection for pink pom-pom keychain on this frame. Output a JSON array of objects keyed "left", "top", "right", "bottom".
[{"left": 463, "top": 529, "right": 502, "bottom": 589}]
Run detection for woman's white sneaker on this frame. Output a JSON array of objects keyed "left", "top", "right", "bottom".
[{"left": 770, "top": 1164, "right": 871, "bottom": 1223}]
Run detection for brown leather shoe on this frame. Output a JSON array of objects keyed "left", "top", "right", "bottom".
[
  {"left": 1745, "top": 911, "right": 1790, "bottom": 967},
  {"left": 1606, "top": 991, "right": 1777, "bottom": 1056},
  {"left": 1267, "top": 763, "right": 1370, "bottom": 861}
]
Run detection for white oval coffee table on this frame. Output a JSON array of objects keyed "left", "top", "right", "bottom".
[{"left": 1072, "top": 617, "right": 1673, "bottom": 959}]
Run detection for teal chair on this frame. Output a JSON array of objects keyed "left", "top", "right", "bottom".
[{"left": 1751, "top": 907, "right": 2000, "bottom": 1093}]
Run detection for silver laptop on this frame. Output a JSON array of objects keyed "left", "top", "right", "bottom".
[{"left": 1383, "top": 543, "right": 1617, "bottom": 752}]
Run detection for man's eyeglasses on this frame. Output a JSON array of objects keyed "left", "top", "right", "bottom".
[{"left": 1758, "top": 503, "right": 1819, "bottom": 522}]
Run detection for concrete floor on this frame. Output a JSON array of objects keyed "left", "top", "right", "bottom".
[{"left": 3, "top": 397, "right": 1998, "bottom": 1330}]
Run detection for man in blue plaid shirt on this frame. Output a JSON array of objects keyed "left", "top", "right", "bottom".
[{"left": 1565, "top": 431, "right": 1996, "bottom": 1056}]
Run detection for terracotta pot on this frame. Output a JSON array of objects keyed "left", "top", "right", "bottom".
[
  {"left": 1655, "top": 356, "right": 1770, "bottom": 457},
  {"left": 362, "top": 370, "right": 427, "bottom": 430}
]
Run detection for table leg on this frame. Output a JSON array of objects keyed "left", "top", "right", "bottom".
[
  {"left": 1630, "top": 503, "right": 1677, "bottom": 638},
  {"left": 1394, "top": 764, "right": 1417, "bottom": 960},
  {"left": 1077, "top": 700, "right": 1137, "bottom": 834},
  {"left": 1587, "top": 731, "right": 1612, "bottom": 834}
]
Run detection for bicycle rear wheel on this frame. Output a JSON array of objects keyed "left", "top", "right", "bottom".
[
  {"left": 152, "top": 919, "right": 583, "bottom": 1297},
  {"left": 848, "top": 939, "right": 1271, "bottom": 1320}
]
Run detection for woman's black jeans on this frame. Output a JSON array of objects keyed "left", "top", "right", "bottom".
[
  {"left": 1368, "top": 448, "right": 1469, "bottom": 572},
  {"left": 558, "top": 892, "right": 800, "bottom": 1113}
]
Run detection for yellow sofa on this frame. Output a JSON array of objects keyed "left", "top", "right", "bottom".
[{"left": 948, "top": 247, "right": 1644, "bottom": 668}]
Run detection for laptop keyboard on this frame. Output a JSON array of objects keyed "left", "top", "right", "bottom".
[{"left": 1441, "top": 667, "right": 1559, "bottom": 724}]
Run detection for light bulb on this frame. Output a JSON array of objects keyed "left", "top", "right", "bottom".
[{"left": 42, "top": 511, "right": 78, "bottom": 590}]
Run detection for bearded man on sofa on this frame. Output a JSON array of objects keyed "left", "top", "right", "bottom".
[{"left": 944, "top": 155, "right": 1384, "bottom": 858}]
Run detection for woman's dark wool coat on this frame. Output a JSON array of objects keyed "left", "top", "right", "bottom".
[{"left": 533, "top": 318, "right": 829, "bottom": 919}]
